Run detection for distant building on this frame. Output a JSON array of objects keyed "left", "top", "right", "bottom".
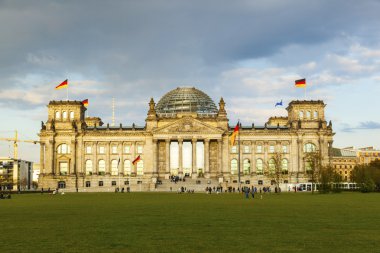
[
  {"left": 38, "top": 87, "right": 334, "bottom": 192},
  {"left": 357, "top": 147, "right": 380, "bottom": 164},
  {"left": 0, "top": 157, "right": 33, "bottom": 190},
  {"left": 33, "top": 163, "right": 40, "bottom": 183},
  {"left": 331, "top": 148, "right": 358, "bottom": 182}
]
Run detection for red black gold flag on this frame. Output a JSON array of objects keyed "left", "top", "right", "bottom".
[{"left": 55, "top": 79, "right": 68, "bottom": 89}]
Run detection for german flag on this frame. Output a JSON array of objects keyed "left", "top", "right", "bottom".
[
  {"left": 132, "top": 155, "right": 141, "bottom": 165},
  {"left": 229, "top": 122, "right": 240, "bottom": 146},
  {"left": 295, "top": 78, "right": 306, "bottom": 88},
  {"left": 55, "top": 79, "right": 68, "bottom": 89},
  {"left": 82, "top": 99, "right": 89, "bottom": 107}
]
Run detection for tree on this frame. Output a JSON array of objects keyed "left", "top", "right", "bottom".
[
  {"left": 304, "top": 151, "right": 322, "bottom": 194},
  {"left": 352, "top": 165, "right": 376, "bottom": 193},
  {"left": 266, "top": 152, "right": 285, "bottom": 193},
  {"left": 319, "top": 165, "right": 342, "bottom": 194}
]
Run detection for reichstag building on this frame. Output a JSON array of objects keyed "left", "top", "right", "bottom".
[{"left": 38, "top": 87, "right": 334, "bottom": 191}]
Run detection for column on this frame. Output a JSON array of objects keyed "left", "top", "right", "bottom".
[
  {"left": 178, "top": 139, "right": 183, "bottom": 175},
  {"left": 165, "top": 139, "right": 170, "bottom": 174},
  {"left": 118, "top": 142, "right": 123, "bottom": 175},
  {"left": 297, "top": 138, "right": 303, "bottom": 176},
  {"left": 218, "top": 139, "right": 222, "bottom": 176},
  {"left": 71, "top": 140, "right": 76, "bottom": 175},
  {"left": 93, "top": 142, "right": 98, "bottom": 175},
  {"left": 106, "top": 142, "right": 110, "bottom": 175},
  {"left": 204, "top": 139, "right": 210, "bottom": 174},
  {"left": 40, "top": 143, "right": 45, "bottom": 174},
  {"left": 153, "top": 139, "right": 158, "bottom": 176},
  {"left": 50, "top": 139, "right": 57, "bottom": 175},
  {"left": 192, "top": 138, "right": 197, "bottom": 175}
]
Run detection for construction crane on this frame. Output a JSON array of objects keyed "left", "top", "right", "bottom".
[
  {"left": 0, "top": 130, "right": 39, "bottom": 160},
  {"left": 0, "top": 130, "right": 39, "bottom": 190}
]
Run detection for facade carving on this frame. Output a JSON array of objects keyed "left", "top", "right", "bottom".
[{"left": 38, "top": 87, "right": 334, "bottom": 191}]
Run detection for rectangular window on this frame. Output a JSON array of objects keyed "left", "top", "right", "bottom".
[
  {"left": 59, "top": 162, "right": 68, "bottom": 175},
  {"left": 137, "top": 145, "right": 143, "bottom": 154},
  {"left": 243, "top": 146, "right": 250, "bottom": 153},
  {"left": 282, "top": 145, "right": 287, "bottom": 153},
  {"left": 99, "top": 146, "right": 105, "bottom": 154},
  {"left": 112, "top": 181, "right": 117, "bottom": 186},
  {"left": 86, "top": 146, "right": 92, "bottom": 154},
  {"left": 231, "top": 146, "right": 237, "bottom": 153},
  {"left": 256, "top": 145, "right": 262, "bottom": 153},
  {"left": 124, "top": 181, "right": 129, "bottom": 185},
  {"left": 124, "top": 145, "right": 131, "bottom": 153},
  {"left": 85, "top": 181, "right": 91, "bottom": 187},
  {"left": 112, "top": 145, "right": 117, "bottom": 154},
  {"left": 269, "top": 145, "right": 275, "bottom": 153},
  {"left": 98, "top": 181, "right": 104, "bottom": 187}
]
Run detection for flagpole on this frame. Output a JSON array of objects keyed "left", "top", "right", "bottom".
[
  {"left": 67, "top": 84, "right": 69, "bottom": 101},
  {"left": 304, "top": 86, "right": 306, "bottom": 100},
  {"left": 238, "top": 120, "right": 241, "bottom": 191}
]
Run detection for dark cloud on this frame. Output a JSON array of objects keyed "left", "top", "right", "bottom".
[{"left": 1, "top": 0, "right": 380, "bottom": 125}]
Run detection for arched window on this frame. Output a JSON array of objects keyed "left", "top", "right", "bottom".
[
  {"left": 230, "top": 159, "right": 238, "bottom": 175},
  {"left": 269, "top": 159, "right": 275, "bottom": 173},
  {"left": 57, "top": 144, "right": 70, "bottom": 154},
  {"left": 306, "top": 111, "right": 311, "bottom": 119},
  {"left": 299, "top": 111, "right": 304, "bottom": 119},
  {"left": 243, "top": 159, "right": 250, "bottom": 175},
  {"left": 98, "top": 160, "right": 105, "bottom": 175},
  {"left": 313, "top": 111, "right": 318, "bottom": 119},
  {"left": 85, "top": 160, "right": 93, "bottom": 175},
  {"left": 70, "top": 111, "right": 74, "bottom": 119},
  {"left": 136, "top": 160, "right": 144, "bottom": 176},
  {"left": 282, "top": 159, "right": 288, "bottom": 174},
  {"left": 124, "top": 160, "right": 131, "bottom": 175},
  {"left": 62, "top": 111, "right": 67, "bottom": 119},
  {"left": 256, "top": 159, "right": 263, "bottom": 175},
  {"left": 55, "top": 111, "right": 60, "bottom": 119},
  {"left": 304, "top": 143, "right": 316, "bottom": 153},
  {"left": 111, "top": 159, "right": 119, "bottom": 176}
]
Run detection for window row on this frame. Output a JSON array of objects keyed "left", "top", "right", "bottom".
[
  {"left": 55, "top": 111, "right": 75, "bottom": 120},
  {"left": 85, "top": 159, "right": 144, "bottom": 176},
  {"left": 231, "top": 145, "right": 288, "bottom": 154},
  {"left": 85, "top": 145, "right": 143, "bottom": 154},
  {"left": 231, "top": 143, "right": 317, "bottom": 154},
  {"left": 230, "top": 158, "right": 289, "bottom": 175},
  {"left": 299, "top": 110, "right": 318, "bottom": 120}
]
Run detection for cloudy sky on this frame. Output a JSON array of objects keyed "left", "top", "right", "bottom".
[{"left": 1, "top": 0, "right": 380, "bottom": 162}]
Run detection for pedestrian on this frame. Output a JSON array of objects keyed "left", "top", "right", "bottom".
[
  {"left": 245, "top": 187, "right": 249, "bottom": 199},
  {"left": 251, "top": 190, "right": 255, "bottom": 198}
]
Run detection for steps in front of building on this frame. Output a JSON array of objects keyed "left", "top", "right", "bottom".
[{"left": 153, "top": 178, "right": 221, "bottom": 192}]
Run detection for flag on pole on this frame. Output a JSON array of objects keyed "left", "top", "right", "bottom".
[
  {"left": 295, "top": 78, "right": 306, "bottom": 88},
  {"left": 275, "top": 100, "right": 283, "bottom": 107},
  {"left": 82, "top": 99, "right": 89, "bottom": 107},
  {"left": 55, "top": 79, "right": 68, "bottom": 89},
  {"left": 132, "top": 155, "right": 141, "bottom": 165},
  {"left": 229, "top": 122, "right": 240, "bottom": 146}
]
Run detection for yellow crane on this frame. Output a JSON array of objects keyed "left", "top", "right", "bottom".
[
  {"left": 0, "top": 130, "right": 39, "bottom": 160},
  {"left": 0, "top": 130, "right": 39, "bottom": 190}
]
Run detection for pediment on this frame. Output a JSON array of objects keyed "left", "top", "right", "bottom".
[{"left": 153, "top": 117, "right": 224, "bottom": 135}]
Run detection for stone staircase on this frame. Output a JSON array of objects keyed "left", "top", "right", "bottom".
[{"left": 153, "top": 178, "right": 221, "bottom": 192}]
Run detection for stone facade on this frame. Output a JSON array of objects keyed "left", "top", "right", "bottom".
[{"left": 38, "top": 87, "right": 334, "bottom": 192}]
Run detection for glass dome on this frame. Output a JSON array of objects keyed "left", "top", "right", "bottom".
[{"left": 156, "top": 87, "right": 218, "bottom": 116}]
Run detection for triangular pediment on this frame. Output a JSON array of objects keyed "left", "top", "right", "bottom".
[{"left": 153, "top": 117, "right": 224, "bottom": 135}]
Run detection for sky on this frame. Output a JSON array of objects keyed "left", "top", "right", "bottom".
[{"left": 1, "top": 0, "right": 380, "bottom": 162}]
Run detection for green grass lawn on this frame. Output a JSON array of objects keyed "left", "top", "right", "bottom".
[{"left": 1, "top": 192, "right": 379, "bottom": 253}]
